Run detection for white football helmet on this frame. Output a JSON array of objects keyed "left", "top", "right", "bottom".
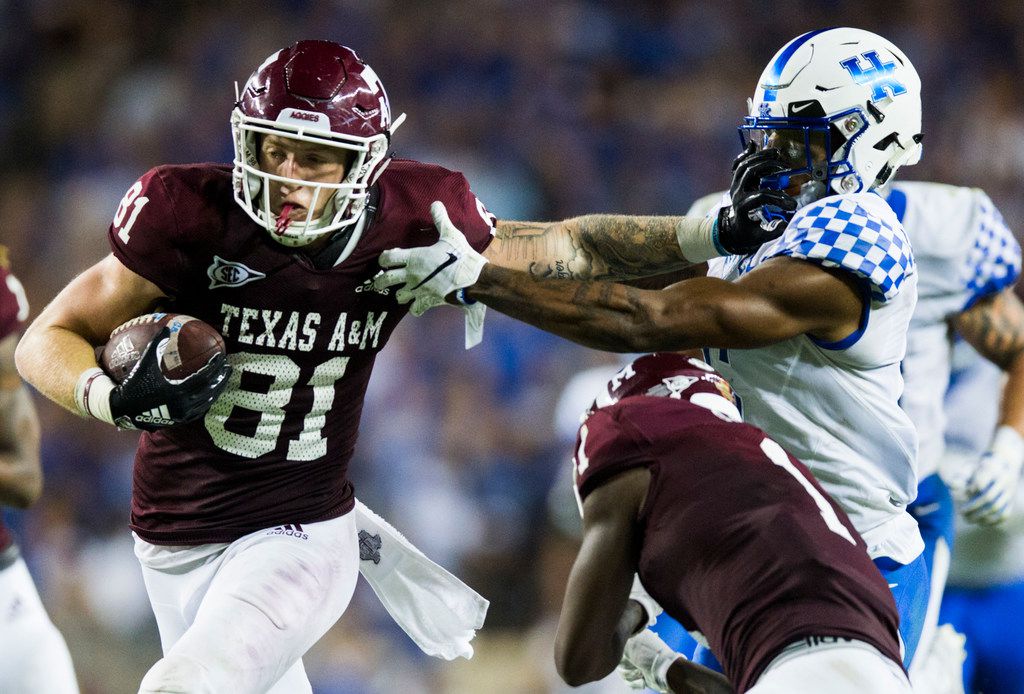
[{"left": 741, "top": 28, "right": 922, "bottom": 203}]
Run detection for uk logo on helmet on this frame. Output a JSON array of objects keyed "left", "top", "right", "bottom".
[{"left": 839, "top": 51, "right": 907, "bottom": 102}]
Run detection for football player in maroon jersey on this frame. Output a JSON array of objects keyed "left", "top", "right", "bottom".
[
  {"left": 17, "top": 40, "right": 494, "bottom": 693},
  {"left": 0, "top": 252, "right": 79, "bottom": 692},
  {"left": 14, "top": 38, "right": 780, "bottom": 692},
  {"left": 555, "top": 353, "right": 910, "bottom": 694}
]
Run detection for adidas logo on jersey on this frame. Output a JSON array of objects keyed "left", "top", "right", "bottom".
[
  {"left": 355, "top": 273, "right": 390, "bottom": 295},
  {"left": 135, "top": 405, "right": 175, "bottom": 427},
  {"left": 266, "top": 523, "right": 309, "bottom": 540}
]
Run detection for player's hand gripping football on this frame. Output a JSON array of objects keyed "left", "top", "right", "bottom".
[
  {"left": 109, "top": 327, "right": 232, "bottom": 431},
  {"left": 952, "top": 425, "right": 1024, "bottom": 526},
  {"left": 375, "top": 201, "right": 489, "bottom": 316},
  {"left": 715, "top": 143, "right": 798, "bottom": 255}
]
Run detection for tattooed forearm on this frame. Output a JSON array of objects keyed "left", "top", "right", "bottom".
[
  {"left": 491, "top": 221, "right": 597, "bottom": 280},
  {"left": 469, "top": 264, "right": 664, "bottom": 353},
  {"left": 952, "top": 288, "right": 1024, "bottom": 370},
  {"left": 489, "top": 216, "right": 689, "bottom": 281},
  {"left": 577, "top": 215, "right": 689, "bottom": 279}
]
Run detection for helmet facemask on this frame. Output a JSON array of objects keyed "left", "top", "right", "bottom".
[
  {"left": 231, "top": 108, "right": 403, "bottom": 248},
  {"left": 739, "top": 104, "right": 870, "bottom": 207}
]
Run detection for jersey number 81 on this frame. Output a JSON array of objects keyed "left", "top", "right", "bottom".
[{"left": 204, "top": 352, "right": 349, "bottom": 461}]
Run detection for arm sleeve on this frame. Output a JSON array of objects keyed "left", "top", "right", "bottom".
[
  {"left": 107, "top": 168, "right": 187, "bottom": 297},
  {"left": 762, "top": 196, "right": 914, "bottom": 303},
  {"left": 574, "top": 407, "right": 648, "bottom": 502},
  {"left": 961, "top": 190, "right": 1021, "bottom": 309},
  {"left": 685, "top": 191, "right": 729, "bottom": 218}
]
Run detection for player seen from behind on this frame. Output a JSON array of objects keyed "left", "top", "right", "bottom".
[{"left": 556, "top": 353, "right": 910, "bottom": 693}]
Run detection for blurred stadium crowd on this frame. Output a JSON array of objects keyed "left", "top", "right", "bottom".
[{"left": 1, "top": 0, "right": 1023, "bottom": 691}]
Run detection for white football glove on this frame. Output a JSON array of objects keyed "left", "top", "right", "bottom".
[
  {"left": 617, "top": 629, "right": 679, "bottom": 693},
  {"left": 375, "top": 201, "right": 488, "bottom": 316},
  {"left": 909, "top": 624, "right": 967, "bottom": 694},
  {"left": 629, "top": 574, "right": 664, "bottom": 632},
  {"left": 953, "top": 425, "right": 1024, "bottom": 526},
  {"left": 376, "top": 201, "right": 488, "bottom": 347}
]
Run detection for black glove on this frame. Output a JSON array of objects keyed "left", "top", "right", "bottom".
[
  {"left": 716, "top": 143, "right": 798, "bottom": 255},
  {"left": 109, "top": 327, "right": 232, "bottom": 431}
]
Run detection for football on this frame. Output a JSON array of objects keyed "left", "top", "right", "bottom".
[{"left": 99, "top": 313, "right": 226, "bottom": 383}]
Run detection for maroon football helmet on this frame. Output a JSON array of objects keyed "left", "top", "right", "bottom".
[
  {"left": 231, "top": 40, "right": 406, "bottom": 247},
  {"left": 589, "top": 353, "right": 741, "bottom": 422}
]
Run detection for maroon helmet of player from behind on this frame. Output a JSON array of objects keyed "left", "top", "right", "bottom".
[
  {"left": 589, "top": 352, "right": 742, "bottom": 423},
  {"left": 231, "top": 40, "right": 406, "bottom": 247}
]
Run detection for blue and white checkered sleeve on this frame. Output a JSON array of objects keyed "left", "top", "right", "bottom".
[
  {"left": 763, "top": 197, "right": 914, "bottom": 302},
  {"left": 962, "top": 193, "right": 1021, "bottom": 309}
]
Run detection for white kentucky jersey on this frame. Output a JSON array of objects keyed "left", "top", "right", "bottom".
[
  {"left": 696, "top": 192, "right": 922, "bottom": 562},
  {"left": 884, "top": 181, "right": 1021, "bottom": 479}
]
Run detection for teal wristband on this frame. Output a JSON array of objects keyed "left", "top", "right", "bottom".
[{"left": 710, "top": 215, "right": 730, "bottom": 256}]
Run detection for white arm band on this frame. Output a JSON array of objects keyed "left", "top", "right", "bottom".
[
  {"left": 74, "top": 367, "right": 116, "bottom": 425},
  {"left": 674, "top": 214, "right": 727, "bottom": 264}
]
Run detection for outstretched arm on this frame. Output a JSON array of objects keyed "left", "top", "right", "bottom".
[
  {"left": 466, "top": 257, "right": 864, "bottom": 353},
  {"left": 485, "top": 147, "right": 794, "bottom": 282},
  {"left": 486, "top": 217, "right": 696, "bottom": 281}
]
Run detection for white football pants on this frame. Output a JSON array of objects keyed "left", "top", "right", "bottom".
[
  {"left": 747, "top": 638, "right": 912, "bottom": 694},
  {"left": 135, "top": 512, "right": 358, "bottom": 694},
  {"left": 0, "top": 555, "right": 79, "bottom": 693}
]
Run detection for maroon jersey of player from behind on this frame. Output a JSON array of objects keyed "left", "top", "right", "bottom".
[
  {"left": 0, "top": 256, "right": 28, "bottom": 554},
  {"left": 108, "top": 159, "right": 494, "bottom": 545},
  {"left": 573, "top": 356, "right": 903, "bottom": 693}
]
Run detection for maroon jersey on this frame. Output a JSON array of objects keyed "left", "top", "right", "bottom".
[
  {"left": 108, "top": 160, "right": 494, "bottom": 544},
  {"left": 0, "top": 256, "right": 28, "bottom": 553},
  {"left": 574, "top": 394, "right": 903, "bottom": 693}
]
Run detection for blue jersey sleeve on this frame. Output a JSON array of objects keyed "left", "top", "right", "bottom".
[
  {"left": 962, "top": 193, "right": 1021, "bottom": 309},
  {"left": 763, "top": 195, "right": 914, "bottom": 302}
]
